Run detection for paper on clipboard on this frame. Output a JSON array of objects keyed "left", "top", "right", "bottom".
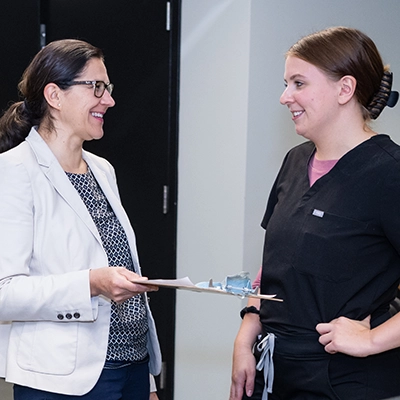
[{"left": 133, "top": 276, "right": 283, "bottom": 302}]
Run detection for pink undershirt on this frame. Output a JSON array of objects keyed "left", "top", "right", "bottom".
[
  {"left": 308, "top": 153, "right": 339, "bottom": 187},
  {"left": 252, "top": 153, "right": 338, "bottom": 289}
]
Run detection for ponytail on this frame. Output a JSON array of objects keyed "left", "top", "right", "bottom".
[{"left": 0, "top": 101, "right": 33, "bottom": 153}]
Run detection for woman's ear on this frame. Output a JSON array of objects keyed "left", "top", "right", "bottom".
[
  {"left": 338, "top": 75, "right": 357, "bottom": 105},
  {"left": 43, "top": 83, "right": 62, "bottom": 110}
]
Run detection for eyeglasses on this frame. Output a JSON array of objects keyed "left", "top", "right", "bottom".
[{"left": 68, "top": 80, "right": 114, "bottom": 98}]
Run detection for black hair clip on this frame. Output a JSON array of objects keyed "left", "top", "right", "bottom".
[{"left": 387, "top": 90, "right": 399, "bottom": 108}]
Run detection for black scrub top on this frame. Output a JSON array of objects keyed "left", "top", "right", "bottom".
[{"left": 260, "top": 134, "right": 400, "bottom": 351}]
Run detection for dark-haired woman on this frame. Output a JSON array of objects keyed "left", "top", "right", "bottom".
[
  {"left": 230, "top": 27, "right": 400, "bottom": 400},
  {"left": 0, "top": 39, "right": 161, "bottom": 399}
]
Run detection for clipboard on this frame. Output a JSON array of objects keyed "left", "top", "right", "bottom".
[{"left": 132, "top": 276, "right": 283, "bottom": 302}]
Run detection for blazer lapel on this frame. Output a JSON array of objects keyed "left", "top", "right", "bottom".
[
  {"left": 26, "top": 129, "right": 102, "bottom": 244},
  {"left": 26, "top": 128, "right": 140, "bottom": 273}
]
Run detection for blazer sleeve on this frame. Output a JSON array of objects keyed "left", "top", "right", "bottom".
[{"left": 0, "top": 160, "right": 99, "bottom": 323}]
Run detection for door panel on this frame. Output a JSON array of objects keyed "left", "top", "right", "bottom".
[{"left": 0, "top": 1, "right": 41, "bottom": 113}]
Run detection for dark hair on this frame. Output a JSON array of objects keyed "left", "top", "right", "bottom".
[
  {"left": 287, "top": 27, "right": 396, "bottom": 120},
  {"left": 0, "top": 39, "right": 104, "bottom": 153}
]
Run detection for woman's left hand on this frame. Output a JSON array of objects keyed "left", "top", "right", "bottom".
[
  {"left": 316, "top": 315, "right": 372, "bottom": 357},
  {"left": 149, "top": 392, "right": 159, "bottom": 400}
]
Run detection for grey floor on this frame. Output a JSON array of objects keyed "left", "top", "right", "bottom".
[{"left": 0, "top": 378, "right": 13, "bottom": 399}]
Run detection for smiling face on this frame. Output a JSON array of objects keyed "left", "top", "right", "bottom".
[
  {"left": 58, "top": 57, "right": 115, "bottom": 144},
  {"left": 280, "top": 56, "right": 342, "bottom": 141}
]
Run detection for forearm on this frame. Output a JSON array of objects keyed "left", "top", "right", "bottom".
[
  {"left": 370, "top": 312, "right": 400, "bottom": 354},
  {"left": 235, "top": 298, "right": 262, "bottom": 350}
]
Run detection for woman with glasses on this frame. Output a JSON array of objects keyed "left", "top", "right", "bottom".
[{"left": 0, "top": 39, "right": 161, "bottom": 400}]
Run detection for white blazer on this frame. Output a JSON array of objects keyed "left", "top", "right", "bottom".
[{"left": 0, "top": 128, "right": 161, "bottom": 395}]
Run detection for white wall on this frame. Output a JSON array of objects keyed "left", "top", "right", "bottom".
[
  {"left": 176, "top": 1, "right": 400, "bottom": 399},
  {"left": 176, "top": 1, "right": 251, "bottom": 398}
]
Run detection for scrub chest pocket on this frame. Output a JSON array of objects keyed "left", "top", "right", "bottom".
[{"left": 292, "top": 209, "right": 369, "bottom": 283}]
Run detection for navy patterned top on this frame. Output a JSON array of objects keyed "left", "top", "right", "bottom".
[{"left": 66, "top": 167, "right": 148, "bottom": 362}]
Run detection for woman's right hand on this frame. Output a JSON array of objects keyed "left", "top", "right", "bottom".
[
  {"left": 89, "top": 267, "right": 158, "bottom": 303},
  {"left": 229, "top": 297, "right": 262, "bottom": 400},
  {"left": 230, "top": 342, "right": 257, "bottom": 400}
]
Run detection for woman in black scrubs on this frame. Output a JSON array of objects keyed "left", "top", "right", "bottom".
[{"left": 230, "top": 26, "right": 400, "bottom": 400}]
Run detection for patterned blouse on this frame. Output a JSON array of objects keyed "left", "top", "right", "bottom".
[{"left": 66, "top": 167, "right": 148, "bottom": 362}]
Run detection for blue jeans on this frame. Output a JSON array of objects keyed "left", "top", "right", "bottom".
[{"left": 13, "top": 360, "right": 150, "bottom": 400}]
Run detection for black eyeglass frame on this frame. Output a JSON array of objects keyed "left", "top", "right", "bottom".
[{"left": 67, "top": 80, "right": 114, "bottom": 98}]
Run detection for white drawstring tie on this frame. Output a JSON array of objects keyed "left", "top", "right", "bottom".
[{"left": 254, "top": 333, "right": 275, "bottom": 400}]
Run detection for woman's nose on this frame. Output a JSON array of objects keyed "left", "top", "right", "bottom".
[
  {"left": 280, "top": 87, "right": 290, "bottom": 105},
  {"left": 102, "top": 90, "right": 116, "bottom": 107}
]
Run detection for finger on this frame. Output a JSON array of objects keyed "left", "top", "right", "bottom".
[
  {"left": 244, "top": 379, "right": 255, "bottom": 398},
  {"left": 315, "top": 323, "right": 332, "bottom": 335},
  {"left": 318, "top": 333, "right": 332, "bottom": 346},
  {"left": 145, "top": 285, "right": 159, "bottom": 292},
  {"left": 323, "top": 342, "right": 337, "bottom": 354},
  {"left": 229, "top": 382, "right": 244, "bottom": 400},
  {"left": 134, "top": 275, "right": 149, "bottom": 282},
  {"left": 118, "top": 268, "right": 147, "bottom": 281},
  {"left": 134, "top": 283, "right": 159, "bottom": 292}
]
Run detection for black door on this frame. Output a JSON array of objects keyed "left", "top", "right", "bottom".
[
  {"left": 0, "top": 1, "right": 41, "bottom": 113},
  {"left": 1, "top": 1, "right": 180, "bottom": 399}
]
